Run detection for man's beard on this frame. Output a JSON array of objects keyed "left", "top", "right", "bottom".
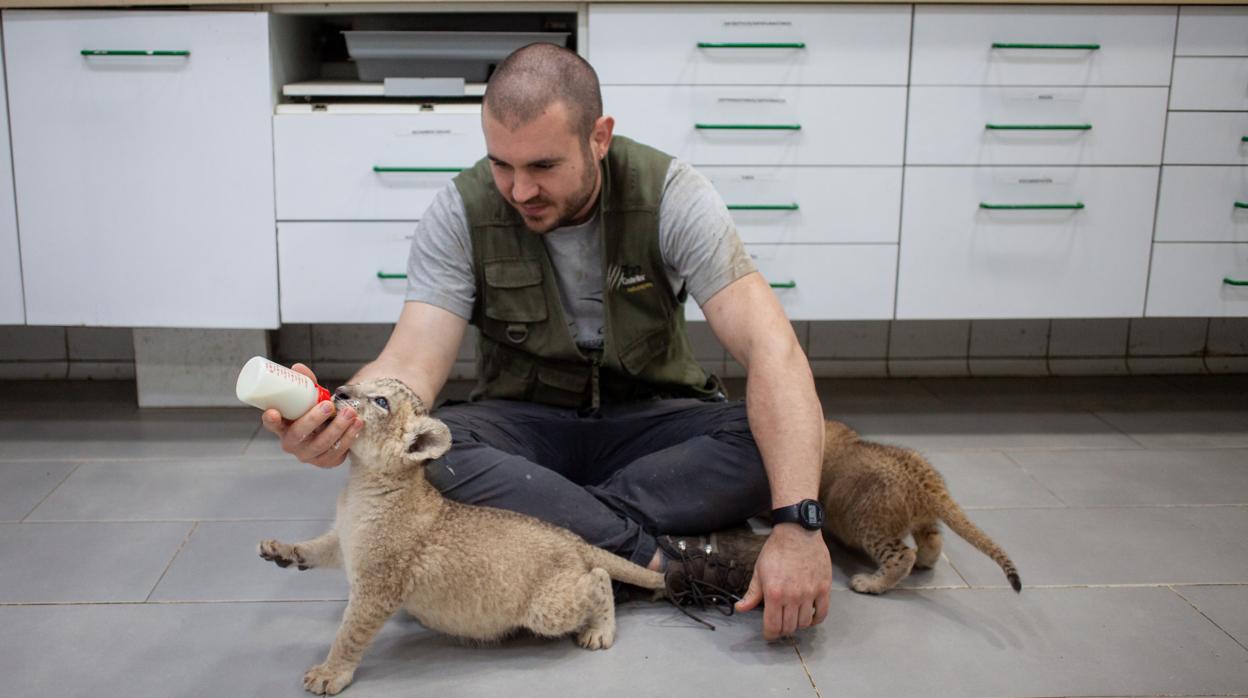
[{"left": 517, "top": 151, "right": 599, "bottom": 234}]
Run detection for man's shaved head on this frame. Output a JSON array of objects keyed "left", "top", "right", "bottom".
[{"left": 484, "top": 43, "right": 603, "bottom": 141}]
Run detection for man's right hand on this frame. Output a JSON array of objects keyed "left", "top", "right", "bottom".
[{"left": 260, "top": 363, "right": 365, "bottom": 469}]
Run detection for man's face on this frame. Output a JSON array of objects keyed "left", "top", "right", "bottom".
[{"left": 482, "top": 101, "right": 610, "bottom": 234}]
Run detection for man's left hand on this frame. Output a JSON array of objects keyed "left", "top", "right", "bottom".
[{"left": 734, "top": 523, "right": 832, "bottom": 640}]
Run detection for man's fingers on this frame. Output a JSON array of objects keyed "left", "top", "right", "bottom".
[
  {"left": 781, "top": 603, "right": 799, "bottom": 639},
  {"left": 291, "top": 362, "right": 317, "bottom": 382},
  {"left": 814, "top": 590, "right": 830, "bottom": 627},
  {"left": 283, "top": 403, "right": 336, "bottom": 451},
  {"left": 734, "top": 574, "right": 763, "bottom": 613},
  {"left": 798, "top": 600, "right": 817, "bottom": 630},
  {"left": 762, "top": 602, "right": 783, "bottom": 642},
  {"left": 303, "top": 408, "right": 357, "bottom": 459},
  {"left": 261, "top": 409, "right": 286, "bottom": 435}
]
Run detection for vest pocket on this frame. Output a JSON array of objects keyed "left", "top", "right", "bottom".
[
  {"left": 618, "top": 326, "right": 672, "bottom": 375},
  {"left": 483, "top": 258, "right": 548, "bottom": 324}
]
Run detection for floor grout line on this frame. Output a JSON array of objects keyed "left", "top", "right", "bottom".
[
  {"left": 791, "top": 637, "right": 823, "bottom": 698},
  {"left": 1168, "top": 585, "right": 1248, "bottom": 655},
  {"left": 999, "top": 450, "right": 1071, "bottom": 507},
  {"left": 18, "top": 461, "right": 83, "bottom": 523},
  {"left": 144, "top": 521, "right": 199, "bottom": 603},
  {"left": 9, "top": 518, "right": 336, "bottom": 525}
]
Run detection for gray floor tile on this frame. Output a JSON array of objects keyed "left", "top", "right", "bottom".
[
  {"left": 1093, "top": 408, "right": 1248, "bottom": 449},
  {"left": 0, "top": 461, "right": 78, "bottom": 521},
  {"left": 26, "top": 458, "right": 348, "bottom": 522},
  {"left": 925, "top": 451, "right": 1066, "bottom": 509},
  {"left": 1010, "top": 449, "right": 1248, "bottom": 506},
  {"left": 0, "top": 409, "right": 261, "bottom": 460},
  {"left": 0, "top": 602, "right": 810, "bottom": 698},
  {"left": 835, "top": 409, "right": 1139, "bottom": 451},
  {"left": 941, "top": 507, "right": 1248, "bottom": 587},
  {"left": 0, "top": 522, "right": 192, "bottom": 603},
  {"left": 149, "top": 520, "right": 348, "bottom": 602},
  {"left": 799, "top": 587, "right": 1248, "bottom": 698},
  {"left": 1175, "top": 585, "right": 1248, "bottom": 651}
]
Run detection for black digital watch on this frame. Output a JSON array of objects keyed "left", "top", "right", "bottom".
[{"left": 771, "top": 499, "right": 825, "bottom": 531}]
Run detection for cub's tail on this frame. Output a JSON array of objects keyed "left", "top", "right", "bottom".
[
  {"left": 935, "top": 494, "right": 1021, "bottom": 592},
  {"left": 584, "top": 546, "right": 666, "bottom": 591}
]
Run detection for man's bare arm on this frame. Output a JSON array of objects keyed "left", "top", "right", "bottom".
[
  {"left": 700, "top": 271, "right": 830, "bottom": 640},
  {"left": 261, "top": 301, "right": 469, "bottom": 468}
]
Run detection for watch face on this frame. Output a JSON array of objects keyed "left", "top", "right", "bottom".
[{"left": 799, "top": 499, "right": 825, "bottom": 529}]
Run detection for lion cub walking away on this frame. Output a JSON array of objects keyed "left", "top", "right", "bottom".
[
  {"left": 258, "top": 378, "right": 665, "bottom": 696},
  {"left": 819, "top": 421, "right": 1021, "bottom": 595}
]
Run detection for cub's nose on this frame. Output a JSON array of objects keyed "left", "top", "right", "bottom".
[{"left": 333, "top": 389, "right": 352, "bottom": 402}]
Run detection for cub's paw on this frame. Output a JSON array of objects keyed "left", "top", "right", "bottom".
[
  {"left": 303, "top": 663, "right": 354, "bottom": 695},
  {"left": 258, "top": 539, "right": 309, "bottom": 570},
  {"left": 576, "top": 623, "right": 616, "bottom": 650},
  {"left": 849, "top": 574, "right": 887, "bottom": 595}
]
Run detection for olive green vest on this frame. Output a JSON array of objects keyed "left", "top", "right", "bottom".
[{"left": 453, "top": 136, "right": 721, "bottom": 410}]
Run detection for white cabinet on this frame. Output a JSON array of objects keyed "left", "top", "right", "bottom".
[
  {"left": 1147, "top": 244, "right": 1248, "bottom": 317},
  {"left": 4, "top": 10, "right": 277, "bottom": 328},
  {"left": 603, "top": 86, "right": 906, "bottom": 166},
  {"left": 274, "top": 108, "right": 485, "bottom": 221},
  {"left": 278, "top": 222, "right": 414, "bottom": 323},
  {"left": 588, "top": 4, "right": 911, "bottom": 86},
  {"left": 687, "top": 244, "right": 897, "bottom": 321},
  {"left": 896, "top": 167, "right": 1158, "bottom": 319},
  {"left": 0, "top": 31, "right": 24, "bottom": 325},
  {"left": 911, "top": 5, "right": 1177, "bottom": 86},
  {"left": 1156, "top": 167, "right": 1248, "bottom": 243},
  {"left": 1170, "top": 58, "right": 1248, "bottom": 111},
  {"left": 906, "top": 87, "right": 1168, "bottom": 166}
]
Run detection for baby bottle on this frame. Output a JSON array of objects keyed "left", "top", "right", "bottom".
[{"left": 235, "top": 356, "right": 333, "bottom": 420}]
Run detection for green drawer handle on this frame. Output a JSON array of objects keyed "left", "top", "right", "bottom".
[
  {"left": 374, "top": 166, "right": 465, "bottom": 173},
  {"left": 986, "top": 123, "right": 1093, "bottom": 131},
  {"left": 980, "top": 202, "right": 1085, "bottom": 210},
  {"left": 769, "top": 281, "right": 797, "bottom": 289},
  {"left": 1242, "top": 136, "right": 1248, "bottom": 142},
  {"left": 81, "top": 50, "right": 190, "bottom": 57},
  {"left": 697, "top": 42, "right": 807, "bottom": 49},
  {"left": 1226, "top": 277, "right": 1248, "bottom": 286},
  {"left": 1235, "top": 201, "right": 1248, "bottom": 209},
  {"left": 727, "top": 203, "right": 800, "bottom": 211},
  {"left": 991, "top": 43, "right": 1101, "bottom": 50},
  {"left": 696, "top": 123, "right": 801, "bottom": 130},
  {"left": 377, "top": 272, "right": 407, "bottom": 280}
]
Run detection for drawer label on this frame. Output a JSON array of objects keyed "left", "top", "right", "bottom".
[
  {"left": 717, "top": 97, "right": 787, "bottom": 104},
  {"left": 723, "top": 20, "right": 794, "bottom": 27}
]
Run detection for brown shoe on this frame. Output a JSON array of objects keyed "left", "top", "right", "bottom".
[{"left": 657, "top": 529, "right": 762, "bottom": 628}]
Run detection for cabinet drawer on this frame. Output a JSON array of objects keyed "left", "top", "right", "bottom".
[
  {"left": 279, "top": 222, "right": 414, "bottom": 323},
  {"left": 1164, "top": 113, "right": 1248, "bottom": 165},
  {"left": 897, "top": 167, "right": 1159, "bottom": 319},
  {"left": 1176, "top": 7, "right": 1248, "bottom": 57},
  {"left": 274, "top": 110, "right": 485, "bottom": 221},
  {"left": 0, "top": 31, "right": 21, "bottom": 325},
  {"left": 603, "top": 86, "right": 905, "bottom": 166},
  {"left": 1170, "top": 58, "right": 1248, "bottom": 111},
  {"left": 5, "top": 10, "right": 276, "bottom": 328},
  {"left": 686, "top": 244, "right": 897, "bottom": 321},
  {"left": 1146, "top": 243, "right": 1248, "bottom": 317},
  {"left": 1156, "top": 167, "right": 1248, "bottom": 243},
  {"left": 702, "top": 167, "right": 900, "bottom": 244},
  {"left": 911, "top": 5, "right": 1176, "bottom": 86},
  {"left": 907, "top": 87, "right": 1167, "bottom": 166},
  {"left": 588, "top": 4, "right": 910, "bottom": 86}
]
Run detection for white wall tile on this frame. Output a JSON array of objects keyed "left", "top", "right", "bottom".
[
  {"left": 808, "top": 359, "right": 889, "bottom": 378},
  {"left": 133, "top": 329, "right": 269, "bottom": 408},
  {"left": 1128, "top": 357, "right": 1208, "bottom": 374},
  {"left": 0, "top": 361, "right": 67, "bottom": 379},
  {"left": 808, "top": 321, "right": 890, "bottom": 359},
  {"left": 684, "top": 321, "right": 725, "bottom": 361},
  {"left": 312, "top": 324, "right": 392, "bottom": 362},
  {"left": 1049, "top": 319, "right": 1130, "bottom": 357},
  {"left": 969, "top": 320, "right": 1050, "bottom": 358},
  {"left": 1128, "top": 318, "right": 1208, "bottom": 357},
  {"left": 968, "top": 358, "right": 1050, "bottom": 377},
  {"left": 1207, "top": 356, "right": 1248, "bottom": 373},
  {"left": 67, "top": 362, "right": 136, "bottom": 381},
  {"left": 1049, "top": 358, "right": 1130, "bottom": 376},
  {"left": 889, "top": 321, "right": 971, "bottom": 359},
  {"left": 66, "top": 328, "right": 133, "bottom": 361},
  {"left": 1207, "top": 318, "right": 1248, "bottom": 356},
  {"left": 0, "top": 326, "right": 65, "bottom": 361},
  {"left": 888, "top": 359, "right": 969, "bottom": 378},
  {"left": 275, "top": 324, "right": 312, "bottom": 365}
]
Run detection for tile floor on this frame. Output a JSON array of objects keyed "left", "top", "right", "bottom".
[{"left": 1, "top": 375, "right": 1246, "bottom": 698}]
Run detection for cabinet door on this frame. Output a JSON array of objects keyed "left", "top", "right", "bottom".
[
  {"left": 5, "top": 11, "right": 276, "bottom": 328},
  {"left": 0, "top": 30, "right": 23, "bottom": 325}
]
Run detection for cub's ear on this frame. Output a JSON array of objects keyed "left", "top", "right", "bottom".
[{"left": 402, "top": 416, "right": 452, "bottom": 466}]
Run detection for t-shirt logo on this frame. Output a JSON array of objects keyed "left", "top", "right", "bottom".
[{"left": 608, "top": 263, "right": 655, "bottom": 294}]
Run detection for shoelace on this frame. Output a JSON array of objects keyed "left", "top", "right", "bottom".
[{"left": 664, "top": 543, "right": 743, "bottom": 631}]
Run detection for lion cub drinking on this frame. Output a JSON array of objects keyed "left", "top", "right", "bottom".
[
  {"left": 819, "top": 421, "right": 1021, "bottom": 595},
  {"left": 258, "top": 378, "right": 664, "bottom": 695}
]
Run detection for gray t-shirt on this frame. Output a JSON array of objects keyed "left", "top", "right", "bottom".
[{"left": 405, "top": 159, "right": 756, "bottom": 350}]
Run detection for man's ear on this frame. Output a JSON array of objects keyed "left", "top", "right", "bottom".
[{"left": 402, "top": 417, "right": 452, "bottom": 466}]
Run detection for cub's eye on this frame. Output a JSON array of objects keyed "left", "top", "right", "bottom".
[{"left": 372, "top": 396, "right": 389, "bottom": 411}]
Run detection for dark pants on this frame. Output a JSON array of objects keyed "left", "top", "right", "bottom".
[{"left": 426, "top": 397, "right": 772, "bottom": 569}]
